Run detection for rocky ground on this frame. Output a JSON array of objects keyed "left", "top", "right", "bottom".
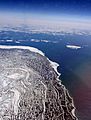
[{"left": 0, "top": 47, "right": 77, "bottom": 120}]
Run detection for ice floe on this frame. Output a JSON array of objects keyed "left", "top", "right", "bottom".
[{"left": 66, "top": 45, "right": 82, "bottom": 49}]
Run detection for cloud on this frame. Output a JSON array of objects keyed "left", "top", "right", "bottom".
[{"left": 0, "top": 11, "right": 91, "bottom": 33}]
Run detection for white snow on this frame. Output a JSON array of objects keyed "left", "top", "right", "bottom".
[
  {"left": 7, "top": 73, "right": 24, "bottom": 79},
  {"left": 0, "top": 45, "right": 77, "bottom": 119},
  {"left": 0, "top": 45, "right": 60, "bottom": 79},
  {"left": 31, "top": 39, "right": 58, "bottom": 43},
  {"left": 15, "top": 41, "right": 20, "bottom": 43},
  {"left": 48, "top": 60, "right": 61, "bottom": 79},
  {"left": 31, "top": 39, "right": 50, "bottom": 43},
  {"left": 0, "top": 45, "right": 60, "bottom": 78},
  {"left": 0, "top": 45, "right": 45, "bottom": 56},
  {"left": 11, "top": 89, "right": 20, "bottom": 115},
  {"left": 66, "top": 45, "right": 82, "bottom": 49},
  {"left": 6, "top": 40, "right": 13, "bottom": 42}
]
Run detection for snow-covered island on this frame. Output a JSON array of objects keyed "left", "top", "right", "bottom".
[
  {"left": 66, "top": 45, "right": 82, "bottom": 49},
  {"left": 0, "top": 45, "right": 77, "bottom": 120}
]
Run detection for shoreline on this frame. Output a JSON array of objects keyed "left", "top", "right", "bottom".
[
  {"left": 0, "top": 45, "right": 60, "bottom": 78},
  {"left": 0, "top": 45, "right": 77, "bottom": 119}
]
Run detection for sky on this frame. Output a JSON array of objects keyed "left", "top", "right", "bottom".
[
  {"left": 0, "top": 0, "right": 91, "bottom": 17},
  {"left": 0, "top": 0, "right": 91, "bottom": 30}
]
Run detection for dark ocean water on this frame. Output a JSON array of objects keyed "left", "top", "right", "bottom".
[{"left": 0, "top": 32, "right": 91, "bottom": 120}]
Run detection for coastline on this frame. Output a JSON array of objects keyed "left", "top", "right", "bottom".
[
  {"left": 0, "top": 45, "right": 77, "bottom": 119},
  {"left": 0, "top": 45, "right": 60, "bottom": 78}
]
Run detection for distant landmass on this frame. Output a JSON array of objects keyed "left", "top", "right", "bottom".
[{"left": 0, "top": 45, "right": 77, "bottom": 120}]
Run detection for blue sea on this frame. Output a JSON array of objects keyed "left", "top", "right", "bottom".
[{"left": 0, "top": 30, "right": 91, "bottom": 120}]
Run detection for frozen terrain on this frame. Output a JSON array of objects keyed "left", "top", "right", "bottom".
[{"left": 0, "top": 45, "right": 77, "bottom": 120}]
